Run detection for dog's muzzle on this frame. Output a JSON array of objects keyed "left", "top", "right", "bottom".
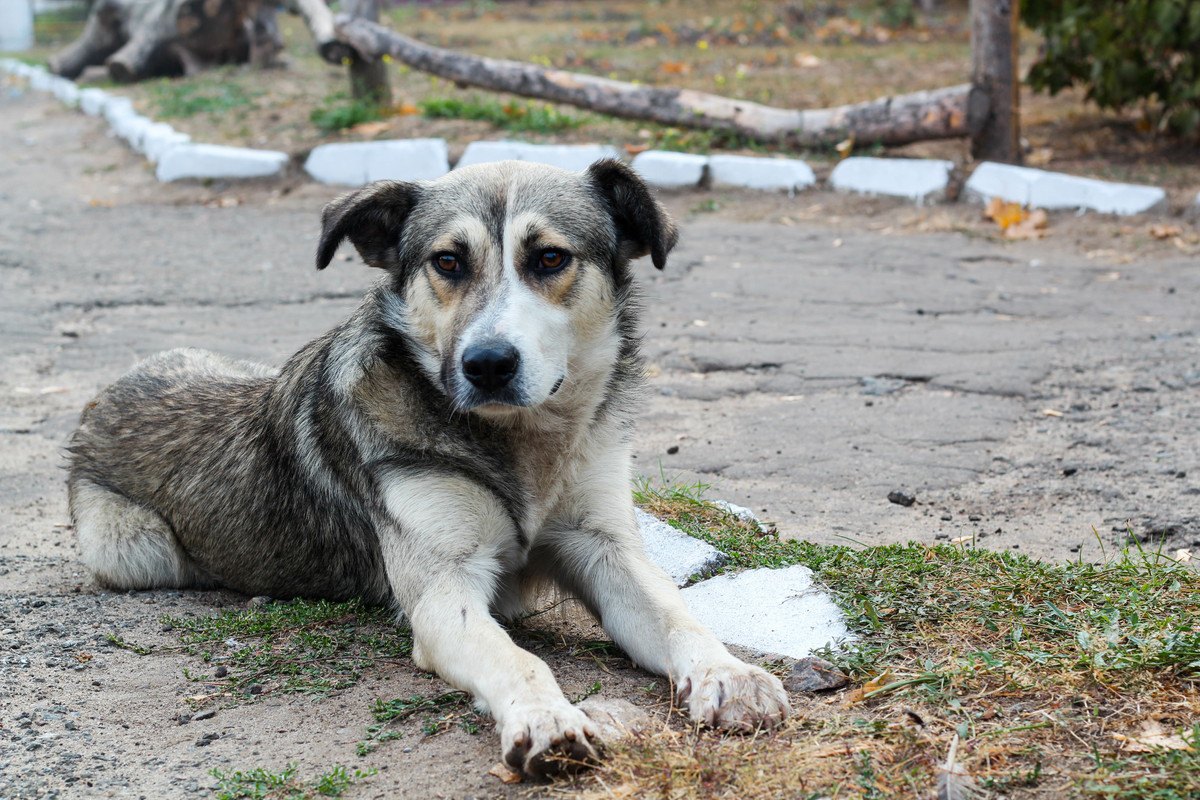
[{"left": 462, "top": 340, "right": 520, "bottom": 394}]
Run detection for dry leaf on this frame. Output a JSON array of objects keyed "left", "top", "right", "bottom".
[
  {"left": 950, "top": 535, "right": 973, "bottom": 545},
  {"left": 1149, "top": 223, "right": 1182, "bottom": 240},
  {"left": 984, "top": 197, "right": 1027, "bottom": 231},
  {"left": 487, "top": 763, "right": 522, "bottom": 784},
  {"left": 659, "top": 61, "right": 691, "bottom": 75},
  {"left": 1025, "top": 147, "right": 1054, "bottom": 166},
  {"left": 1042, "top": 408, "right": 1063, "bottom": 417},
  {"left": 794, "top": 52, "right": 822, "bottom": 68},
  {"left": 1113, "top": 721, "right": 1195, "bottom": 753},
  {"left": 1006, "top": 208, "right": 1048, "bottom": 240},
  {"left": 936, "top": 734, "right": 980, "bottom": 800},
  {"left": 624, "top": 143, "right": 649, "bottom": 156},
  {"left": 396, "top": 102, "right": 419, "bottom": 116},
  {"left": 1173, "top": 548, "right": 1192, "bottom": 563},
  {"left": 351, "top": 120, "right": 391, "bottom": 137},
  {"left": 835, "top": 137, "right": 854, "bottom": 159}
]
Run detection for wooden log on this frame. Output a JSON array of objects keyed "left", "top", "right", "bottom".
[
  {"left": 334, "top": 17, "right": 971, "bottom": 147},
  {"left": 969, "top": 0, "right": 1021, "bottom": 163},
  {"left": 341, "top": 0, "right": 391, "bottom": 106}
]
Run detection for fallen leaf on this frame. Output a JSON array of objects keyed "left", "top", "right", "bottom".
[
  {"left": 1025, "top": 147, "right": 1054, "bottom": 166},
  {"left": 835, "top": 137, "right": 854, "bottom": 159},
  {"left": 950, "top": 535, "right": 973, "bottom": 545},
  {"left": 1149, "top": 223, "right": 1182, "bottom": 240},
  {"left": 1173, "top": 549, "right": 1192, "bottom": 563},
  {"left": 396, "top": 102, "right": 419, "bottom": 116},
  {"left": 487, "top": 763, "right": 522, "bottom": 784},
  {"left": 351, "top": 120, "right": 391, "bottom": 136},
  {"left": 659, "top": 61, "right": 691, "bottom": 75},
  {"left": 794, "top": 52, "right": 822, "bottom": 68},
  {"left": 624, "top": 143, "right": 649, "bottom": 156},
  {"left": 1005, "top": 208, "right": 1048, "bottom": 240},
  {"left": 1113, "top": 721, "right": 1195, "bottom": 753}
]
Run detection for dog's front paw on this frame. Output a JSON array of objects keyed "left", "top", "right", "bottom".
[
  {"left": 501, "top": 702, "right": 601, "bottom": 779},
  {"left": 677, "top": 660, "right": 790, "bottom": 732}
]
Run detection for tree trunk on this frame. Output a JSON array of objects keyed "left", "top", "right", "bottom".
[
  {"left": 342, "top": 0, "right": 390, "bottom": 106},
  {"left": 50, "top": 0, "right": 332, "bottom": 82},
  {"left": 969, "top": 0, "right": 1021, "bottom": 163},
  {"left": 333, "top": 17, "right": 971, "bottom": 147}
]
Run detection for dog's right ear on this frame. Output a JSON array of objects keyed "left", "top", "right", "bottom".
[{"left": 316, "top": 181, "right": 419, "bottom": 270}]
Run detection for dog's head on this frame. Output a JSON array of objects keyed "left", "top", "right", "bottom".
[{"left": 316, "top": 160, "right": 677, "bottom": 415}]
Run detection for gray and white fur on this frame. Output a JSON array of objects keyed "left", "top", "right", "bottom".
[{"left": 67, "top": 160, "right": 789, "bottom": 777}]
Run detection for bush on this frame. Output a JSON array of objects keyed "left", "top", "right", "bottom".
[{"left": 1023, "top": 0, "right": 1200, "bottom": 135}]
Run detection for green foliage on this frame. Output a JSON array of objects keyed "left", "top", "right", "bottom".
[
  {"left": 356, "top": 692, "right": 474, "bottom": 755},
  {"left": 210, "top": 763, "right": 374, "bottom": 799},
  {"left": 1023, "top": 0, "right": 1200, "bottom": 135},
  {"left": 419, "top": 96, "right": 586, "bottom": 133},
  {"left": 310, "top": 94, "right": 385, "bottom": 132},
  {"left": 147, "top": 78, "right": 255, "bottom": 119},
  {"left": 163, "top": 598, "right": 412, "bottom": 700}
]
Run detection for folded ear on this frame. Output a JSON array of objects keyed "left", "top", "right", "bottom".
[
  {"left": 316, "top": 181, "right": 420, "bottom": 270},
  {"left": 586, "top": 159, "right": 679, "bottom": 270}
]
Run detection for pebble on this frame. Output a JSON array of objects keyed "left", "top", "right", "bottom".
[
  {"left": 785, "top": 656, "right": 850, "bottom": 692},
  {"left": 247, "top": 596, "right": 271, "bottom": 608},
  {"left": 213, "top": 666, "right": 227, "bottom": 678},
  {"left": 887, "top": 489, "right": 916, "bottom": 507},
  {"left": 191, "top": 709, "right": 216, "bottom": 722},
  {"left": 1062, "top": 466, "right": 1078, "bottom": 477}
]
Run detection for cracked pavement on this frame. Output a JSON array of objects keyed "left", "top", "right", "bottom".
[{"left": 2, "top": 80, "right": 1199, "bottom": 799}]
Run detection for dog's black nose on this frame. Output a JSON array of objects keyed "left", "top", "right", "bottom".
[{"left": 462, "top": 342, "right": 520, "bottom": 392}]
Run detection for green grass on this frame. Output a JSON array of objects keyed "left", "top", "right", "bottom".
[
  {"left": 419, "top": 95, "right": 587, "bottom": 133},
  {"left": 210, "top": 763, "right": 374, "bottom": 800},
  {"left": 146, "top": 77, "right": 256, "bottom": 119},
  {"left": 163, "top": 598, "right": 412, "bottom": 703},
  {"left": 310, "top": 93, "right": 386, "bottom": 132},
  {"left": 357, "top": 692, "right": 478, "bottom": 755},
  {"left": 627, "top": 479, "right": 1200, "bottom": 799}
]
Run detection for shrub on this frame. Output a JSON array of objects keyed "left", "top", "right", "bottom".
[{"left": 1023, "top": 0, "right": 1200, "bottom": 135}]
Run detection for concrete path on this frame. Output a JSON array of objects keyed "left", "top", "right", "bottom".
[
  {"left": 3, "top": 83, "right": 1199, "bottom": 800},
  {"left": 3, "top": 91, "right": 1198, "bottom": 568}
]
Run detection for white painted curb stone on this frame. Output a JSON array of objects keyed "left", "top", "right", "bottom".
[
  {"left": 102, "top": 95, "right": 135, "bottom": 126},
  {"left": 681, "top": 565, "right": 850, "bottom": 659},
  {"left": 830, "top": 157, "right": 953, "bottom": 204},
  {"left": 636, "top": 509, "right": 728, "bottom": 587},
  {"left": 631, "top": 150, "right": 708, "bottom": 189},
  {"left": 966, "top": 161, "right": 1166, "bottom": 215},
  {"left": 708, "top": 154, "right": 815, "bottom": 192},
  {"left": 78, "top": 88, "right": 110, "bottom": 116},
  {"left": 112, "top": 113, "right": 154, "bottom": 150},
  {"left": 305, "top": 139, "right": 450, "bottom": 186},
  {"left": 141, "top": 123, "right": 191, "bottom": 163},
  {"left": 156, "top": 143, "right": 288, "bottom": 182},
  {"left": 456, "top": 141, "right": 621, "bottom": 172}
]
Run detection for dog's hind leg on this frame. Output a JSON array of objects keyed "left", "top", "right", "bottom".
[{"left": 70, "top": 479, "right": 209, "bottom": 590}]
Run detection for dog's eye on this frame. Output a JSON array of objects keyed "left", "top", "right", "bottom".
[
  {"left": 432, "top": 253, "right": 462, "bottom": 275},
  {"left": 533, "top": 249, "right": 570, "bottom": 273}
]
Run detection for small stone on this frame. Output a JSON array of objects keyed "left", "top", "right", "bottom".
[
  {"left": 666, "top": 445, "right": 679, "bottom": 455},
  {"left": 247, "top": 596, "right": 271, "bottom": 607},
  {"left": 577, "top": 697, "right": 651, "bottom": 742},
  {"left": 248, "top": 684, "right": 262, "bottom": 695},
  {"left": 887, "top": 490, "right": 916, "bottom": 507},
  {"left": 785, "top": 656, "right": 849, "bottom": 693},
  {"left": 940, "top": 514, "right": 952, "bottom": 521},
  {"left": 1062, "top": 467, "right": 1078, "bottom": 476},
  {"left": 191, "top": 709, "right": 216, "bottom": 722},
  {"left": 967, "top": 514, "right": 981, "bottom": 522},
  {"left": 213, "top": 666, "right": 228, "bottom": 678}
]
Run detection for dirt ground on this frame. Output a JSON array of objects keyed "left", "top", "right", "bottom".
[{"left": 1, "top": 77, "right": 1199, "bottom": 798}]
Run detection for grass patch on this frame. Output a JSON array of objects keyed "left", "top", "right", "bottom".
[
  {"left": 356, "top": 691, "right": 480, "bottom": 755},
  {"left": 310, "top": 93, "right": 386, "bottom": 132},
  {"left": 588, "top": 481, "right": 1200, "bottom": 799},
  {"left": 147, "top": 77, "right": 256, "bottom": 119},
  {"left": 163, "top": 598, "right": 412, "bottom": 704},
  {"left": 210, "top": 763, "right": 374, "bottom": 799},
  {"left": 419, "top": 95, "right": 587, "bottom": 133}
]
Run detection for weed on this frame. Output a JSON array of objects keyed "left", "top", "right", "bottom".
[
  {"left": 310, "top": 93, "right": 385, "bottom": 132},
  {"left": 419, "top": 95, "right": 586, "bottom": 133},
  {"left": 147, "top": 76, "right": 255, "bottom": 119},
  {"left": 210, "top": 763, "right": 374, "bottom": 799},
  {"left": 163, "top": 598, "right": 411, "bottom": 703},
  {"left": 357, "top": 692, "right": 479, "bottom": 755}
]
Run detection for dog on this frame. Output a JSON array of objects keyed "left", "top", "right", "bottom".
[{"left": 67, "top": 159, "right": 790, "bottom": 777}]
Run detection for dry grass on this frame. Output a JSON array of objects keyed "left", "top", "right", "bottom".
[{"left": 547, "top": 484, "right": 1200, "bottom": 799}]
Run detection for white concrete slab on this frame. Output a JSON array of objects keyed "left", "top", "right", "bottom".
[
  {"left": 50, "top": 77, "right": 79, "bottom": 107},
  {"left": 455, "top": 141, "right": 621, "bottom": 172},
  {"left": 681, "top": 565, "right": 850, "bottom": 659},
  {"left": 102, "top": 96, "right": 135, "bottom": 126},
  {"left": 141, "top": 124, "right": 191, "bottom": 163},
  {"left": 708, "top": 154, "right": 815, "bottom": 192},
  {"left": 830, "top": 157, "right": 953, "bottom": 204},
  {"left": 965, "top": 161, "right": 1167, "bottom": 216},
  {"left": 78, "top": 88, "right": 109, "bottom": 117},
  {"left": 636, "top": 509, "right": 728, "bottom": 587},
  {"left": 156, "top": 143, "right": 288, "bottom": 182},
  {"left": 305, "top": 139, "right": 449, "bottom": 186},
  {"left": 111, "top": 113, "right": 154, "bottom": 149},
  {"left": 631, "top": 150, "right": 708, "bottom": 189}
]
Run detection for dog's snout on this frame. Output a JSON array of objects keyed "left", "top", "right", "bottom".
[{"left": 462, "top": 342, "right": 520, "bottom": 392}]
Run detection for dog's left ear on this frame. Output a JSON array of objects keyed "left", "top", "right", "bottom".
[
  {"left": 587, "top": 159, "right": 679, "bottom": 270},
  {"left": 316, "top": 181, "right": 420, "bottom": 270}
]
